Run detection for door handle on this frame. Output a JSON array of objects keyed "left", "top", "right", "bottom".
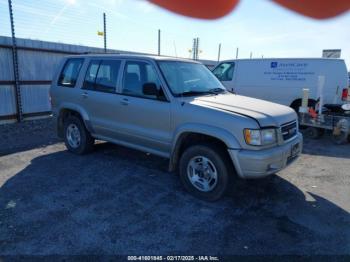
[
  {"left": 120, "top": 98, "right": 129, "bottom": 105},
  {"left": 81, "top": 92, "right": 88, "bottom": 99}
]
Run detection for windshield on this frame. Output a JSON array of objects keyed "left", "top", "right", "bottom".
[{"left": 158, "top": 61, "right": 226, "bottom": 96}]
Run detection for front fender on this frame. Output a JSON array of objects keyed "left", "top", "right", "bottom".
[{"left": 168, "top": 123, "right": 242, "bottom": 171}]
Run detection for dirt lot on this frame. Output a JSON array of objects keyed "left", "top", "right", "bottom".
[{"left": 0, "top": 118, "right": 349, "bottom": 256}]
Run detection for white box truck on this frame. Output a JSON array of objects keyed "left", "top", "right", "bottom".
[{"left": 212, "top": 58, "right": 349, "bottom": 110}]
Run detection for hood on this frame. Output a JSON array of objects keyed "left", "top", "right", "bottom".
[{"left": 189, "top": 93, "right": 296, "bottom": 127}]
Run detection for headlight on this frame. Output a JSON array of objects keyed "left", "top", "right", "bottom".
[{"left": 244, "top": 128, "right": 277, "bottom": 146}]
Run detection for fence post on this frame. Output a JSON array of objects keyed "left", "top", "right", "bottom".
[
  {"left": 158, "top": 29, "right": 161, "bottom": 56},
  {"left": 192, "top": 38, "right": 196, "bottom": 60},
  {"left": 103, "top": 13, "right": 107, "bottom": 53},
  {"left": 217, "top": 43, "right": 221, "bottom": 62},
  {"left": 8, "top": 0, "right": 22, "bottom": 122}
]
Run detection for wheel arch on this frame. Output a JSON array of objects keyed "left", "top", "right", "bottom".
[
  {"left": 56, "top": 104, "right": 92, "bottom": 138},
  {"left": 290, "top": 98, "right": 317, "bottom": 112},
  {"left": 169, "top": 124, "right": 240, "bottom": 172}
]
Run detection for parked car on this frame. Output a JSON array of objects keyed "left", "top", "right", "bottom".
[
  {"left": 50, "top": 55, "right": 302, "bottom": 201},
  {"left": 212, "top": 58, "right": 349, "bottom": 110}
]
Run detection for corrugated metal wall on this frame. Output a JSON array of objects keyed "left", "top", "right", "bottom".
[
  {"left": 0, "top": 45, "right": 16, "bottom": 119},
  {"left": 0, "top": 85, "right": 16, "bottom": 116},
  {"left": 0, "top": 36, "right": 106, "bottom": 122},
  {"left": 0, "top": 36, "right": 217, "bottom": 123},
  {"left": 20, "top": 85, "right": 51, "bottom": 114},
  {"left": 16, "top": 49, "right": 67, "bottom": 116}
]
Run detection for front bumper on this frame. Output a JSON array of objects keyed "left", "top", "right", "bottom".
[{"left": 228, "top": 132, "right": 303, "bottom": 179}]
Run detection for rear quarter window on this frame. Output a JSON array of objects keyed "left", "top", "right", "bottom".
[{"left": 58, "top": 58, "right": 84, "bottom": 87}]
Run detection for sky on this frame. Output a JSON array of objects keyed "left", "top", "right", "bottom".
[{"left": 0, "top": 0, "right": 349, "bottom": 69}]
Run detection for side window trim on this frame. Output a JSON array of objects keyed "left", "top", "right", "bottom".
[
  {"left": 227, "top": 62, "right": 235, "bottom": 81},
  {"left": 92, "top": 60, "right": 103, "bottom": 90},
  {"left": 116, "top": 59, "right": 126, "bottom": 94},
  {"left": 82, "top": 59, "right": 101, "bottom": 90},
  {"left": 121, "top": 59, "right": 169, "bottom": 102}
]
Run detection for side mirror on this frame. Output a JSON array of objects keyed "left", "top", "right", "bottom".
[{"left": 143, "top": 82, "right": 158, "bottom": 96}]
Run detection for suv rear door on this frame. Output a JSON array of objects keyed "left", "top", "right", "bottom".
[{"left": 79, "top": 58, "right": 123, "bottom": 139}]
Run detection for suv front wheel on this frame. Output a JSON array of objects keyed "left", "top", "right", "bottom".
[
  {"left": 63, "top": 115, "right": 95, "bottom": 154},
  {"left": 179, "top": 143, "right": 231, "bottom": 201}
]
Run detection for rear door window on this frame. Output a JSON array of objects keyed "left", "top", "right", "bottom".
[
  {"left": 213, "top": 62, "right": 235, "bottom": 81},
  {"left": 83, "top": 60, "right": 100, "bottom": 90},
  {"left": 83, "top": 59, "right": 121, "bottom": 93},
  {"left": 58, "top": 58, "right": 84, "bottom": 87},
  {"left": 95, "top": 60, "right": 121, "bottom": 93}
]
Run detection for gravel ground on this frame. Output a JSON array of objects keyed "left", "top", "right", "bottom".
[{"left": 0, "top": 118, "right": 349, "bottom": 256}]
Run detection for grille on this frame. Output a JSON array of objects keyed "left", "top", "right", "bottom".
[{"left": 281, "top": 121, "right": 297, "bottom": 141}]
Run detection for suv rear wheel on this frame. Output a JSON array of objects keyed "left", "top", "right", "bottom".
[
  {"left": 63, "top": 115, "right": 95, "bottom": 154},
  {"left": 179, "top": 143, "right": 231, "bottom": 201}
]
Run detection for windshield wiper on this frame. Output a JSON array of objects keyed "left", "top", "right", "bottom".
[
  {"left": 178, "top": 88, "right": 226, "bottom": 97},
  {"left": 208, "top": 88, "right": 226, "bottom": 94},
  {"left": 178, "top": 91, "right": 213, "bottom": 97}
]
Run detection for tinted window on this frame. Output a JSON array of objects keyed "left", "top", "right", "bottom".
[
  {"left": 58, "top": 58, "right": 84, "bottom": 87},
  {"left": 83, "top": 60, "right": 121, "bottom": 93},
  {"left": 83, "top": 60, "right": 100, "bottom": 90},
  {"left": 122, "top": 61, "right": 163, "bottom": 99},
  {"left": 212, "top": 62, "right": 235, "bottom": 81},
  {"left": 95, "top": 60, "right": 121, "bottom": 93}
]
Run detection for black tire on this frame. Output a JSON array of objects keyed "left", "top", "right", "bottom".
[
  {"left": 63, "top": 115, "right": 94, "bottom": 154},
  {"left": 303, "top": 127, "right": 324, "bottom": 139},
  {"left": 331, "top": 131, "right": 348, "bottom": 145},
  {"left": 178, "top": 143, "right": 232, "bottom": 201}
]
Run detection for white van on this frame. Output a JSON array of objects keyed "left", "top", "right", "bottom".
[{"left": 212, "top": 58, "right": 349, "bottom": 110}]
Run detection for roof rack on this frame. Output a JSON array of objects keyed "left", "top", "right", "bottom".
[{"left": 80, "top": 51, "right": 121, "bottom": 55}]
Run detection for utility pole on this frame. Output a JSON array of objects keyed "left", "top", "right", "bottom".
[
  {"left": 8, "top": 0, "right": 22, "bottom": 122},
  {"left": 158, "top": 29, "right": 161, "bottom": 56},
  {"left": 103, "top": 13, "right": 107, "bottom": 53},
  {"left": 196, "top": 37, "right": 200, "bottom": 60},
  {"left": 173, "top": 40, "right": 177, "bottom": 57},
  {"left": 235, "top": 47, "right": 239, "bottom": 59},
  {"left": 173, "top": 41, "right": 177, "bottom": 57},
  {"left": 192, "top": 38, "right": 197, "bottom": 60},
  {"left": 217, "top": 43, "right": 221, "bottom": 62}
]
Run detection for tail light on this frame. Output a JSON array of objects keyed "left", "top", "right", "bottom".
[{"left": 341, "top": 88, "right": 348, "bottom": 101}]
